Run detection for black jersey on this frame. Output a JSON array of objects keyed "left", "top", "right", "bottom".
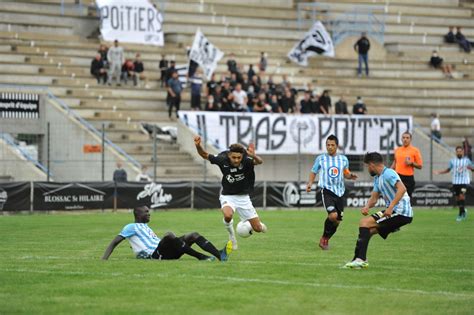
[{"left": 209, "top": 151, "right": 255, "bottom": 195}]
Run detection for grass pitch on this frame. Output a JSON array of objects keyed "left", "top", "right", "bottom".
[{"left": 0, "top": 208, "right": 472, "bottom": 315}]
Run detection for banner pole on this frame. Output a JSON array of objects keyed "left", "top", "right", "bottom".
[
  {"left": 47, "top": 122, "right": 50, "bottom": 182},
  {"left": 113, "top": 182, "right": 117, "bottom": 212},
  {"left": 30, "top": 181, "right": 34, "bottom": 214},
  {"left": 101, "top": 123, "right": 105, "bottom": 182},
  {"left": 153, "top": 126, "right": 157, "bottom": 182},
  {"left": 263, "top": 181, "right": 267, "bottom": 210},
  {"left": 430, "top": 133, "right": 433, "bottom": 182},
  {"left": 191, "top": 181, "right": 195, "bottom": 210}
]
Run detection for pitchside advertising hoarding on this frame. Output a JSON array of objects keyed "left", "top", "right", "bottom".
[
  {"left": 0, "top": 92, "right": 40, "bottom": 119},
  {"left": 180, "top": 111, "right": 412, "bottom": 154},
  {"left": 0, "top": 181, "right": 471, "bottom": 211}
]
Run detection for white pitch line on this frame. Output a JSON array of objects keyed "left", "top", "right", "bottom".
[{"left": 1, "top": 268, "right": 472, "bottom": 299}]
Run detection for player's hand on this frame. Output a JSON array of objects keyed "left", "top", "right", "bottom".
[
  {"left": 306, "top": 183, "right": 312, "bottom": 192},
  {"left": 384, "top": 208, "right": 393, "bottom": 217},
  {"left": 349, "top": 173, "right": 358, "bottom": 180},
  {"left": 361, "top": 206, "right": 369, "bottom": 216},
  {"left": 194, "top": 135, "right": 201, "bottom": 146},
  {"left": 247, "top": 143, "right": 255, "bottom": 157}
]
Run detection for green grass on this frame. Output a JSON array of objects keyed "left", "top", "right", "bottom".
[{"left": 0, "top": 208, "right": 473, "bottom": 315}]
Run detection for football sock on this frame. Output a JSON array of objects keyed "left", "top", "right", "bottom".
[
  {"left": 457, "top": 200, "right": 465, "bottom": 216},
  {"left": 223, "top": 218, "right": 236, "bottom": 239},
  {"left": 323, "top": 218, "right": 338, "bottom": 239},
  {"left": 173, "top": 238, "right": 209, "bottom": 260},
  {"left": 353, "top": 227, "right": 371, "bottom": 261},
  {"left": 195, "top": 236, "right": 221, "bottom": 260}
]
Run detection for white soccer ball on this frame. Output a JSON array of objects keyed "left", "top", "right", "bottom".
[{"left": 236, "top": 220, "right": 253, "bottom": 238}]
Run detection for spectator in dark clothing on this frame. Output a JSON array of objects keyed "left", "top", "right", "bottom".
[
  {"left": 430, "top": 50, "right": 453, "bottom": 78},
  {"left": 98, "top": 44, "right": 108, "bottom": 65},
  {"left": 133, "top": 53, "right": 147, "bottom": 87},
  {"left": 455, "top": 27, "right": 472, "bottom": 53},
  {"left": 259, "top": 51, "right": 267, "bottom": 73},
  {"left": 210, "top": 85, "right": 224, "bottom": 111},
  {"left": 90, "top": 53, "right": 107, "bottom": 84},
  {"left": 300, "top": 91, "right": 317, "bottom": 114},
  {"left": 159, "top": 55, "right": 168, "bottom": 87},
  {"left": 113, "top": 162, "right": 127, "bottom": 182},
  {"left": 220, "top": 81, "right": 234, "bottom": 111},
  {"left": 463, "top": 137, "right": 472, "bottom": 161},
  {"left": 206, "top": 73, "right": 218, "bottom": 96},
  {"left": 121, "top": 59, "right": 135, "bottom": 85},
  {"left": 319, "top": 90, "right": 332, "bottom": 114},
  {"left": 352, "top": 96, "right": 367, "bottom": 115},
  {"left": 445, "top": 26, "right": 456, "bottom": 43},
  {"left": 189, "top": 70, "right": 203, "bottom": 111},
  {"left": 278, "top": 89, "right": 295, "bottom": 113},
  {"left": 247, "top": 64, "right": 256, "bottom": 81},
  {"left": 269, "top": 94, "right": 279, "bottom": 112},
  {"left": 227, "top": 53, "right": 238, "bottom": 74},
  {"left": 335, "top": 96, "right": 349, "bottom": 115},
  {"left": 354, "top": 32, "right": 370, "bottom": 77},
  {"left": 167, "top": 71, "right": 182, "bottom": 119},
  {"left": 165, "top": 61, "right": 176, "bottom": 87},
  {"left": 205, "top": 94, "right": 220, "bottom": 111}
]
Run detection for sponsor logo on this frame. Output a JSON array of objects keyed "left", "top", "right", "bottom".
[
  {"left": 283, "top": 182, "right": 300, "bottom": 206},
  {"left": 41, "top": 183, "right": 106, "bottom": 210},
  {"left": 137, "top": 183, "right": 173, "bottom": 208},
  {"left": 412, "top": 184, "right": 452, "bottom": 206},
  {"left": 289, "top": 118, "right": 315, "bottom": 147},
  {"left": 328, "top": 167, "right": 339, "bottom": 178},
  {"left": 226, "top": 174, "right": 245, "bottom": 183}
]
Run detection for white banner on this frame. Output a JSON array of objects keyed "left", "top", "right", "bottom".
[
  {"left": 288, "top": 21, "right": 335, "bottom": 66},
  {"left": 180, "top": 111, "right": 412, "bottom": 155},
  {"left": 96, "top": 0, "right": 164, "bottom": 46},
  {"left": 189, "top": 30, "right": 224, "bottom": 80}
]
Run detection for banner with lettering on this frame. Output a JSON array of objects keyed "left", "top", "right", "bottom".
[
  {"left": 97, "top": 0, "right": 164, "bottom": 46},
  {"left": 0, "top": 92, "right": 39, "bottom": 119},
  {"left": 189, "top": 29, "right": 224, "bottom": 80},
  {"left": 180, "top": 111, "right": 412, "bottom": 155}
]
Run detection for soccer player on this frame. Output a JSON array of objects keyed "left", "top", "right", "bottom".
[
  {"left": 434, "top": 146, "right": 473, "bottom": 221},
  {"left": 102, "top": 206, "right": 232, "bottom": 261},
  {"left": 306, "top": 135, "right": 358, "bottom": 250},
  {"left": 344, "top": 152, "right": 413, "bottom": 269},
  {"left": 194, "top": 136, "right": 266, "bottom": 250},
  {"left": 391, "top": 131, "right": 423, "bottom": 201}
]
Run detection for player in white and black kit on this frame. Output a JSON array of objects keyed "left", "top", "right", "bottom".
[{"left": 194, "top": 136, "right": 267, "bottom": 250}]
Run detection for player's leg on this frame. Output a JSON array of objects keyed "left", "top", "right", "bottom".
[
  {"left": 455, "top": 185, "right": 467, "bottom": 220},
  {"left": 247, "top": 217, "right": 267, "bottom": 233},
  {"left": 319, "top": 189, "right": 342, "bottom": 250},
  {"left": 219, "top": 196, "right": 238, "bottom": 249},
  {"left": 181, "top": 232, "right": 222, "bottom": 260},
  {"left": 235, "top": 195, "right": 267, "bottom": 233},
  {"left": 158, "top": 232, "right": 210, "bottom": 261}
]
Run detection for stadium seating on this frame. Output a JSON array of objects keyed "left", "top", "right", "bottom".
[{"left": 0, "top": 0, "right": 472, "bottom": 181}]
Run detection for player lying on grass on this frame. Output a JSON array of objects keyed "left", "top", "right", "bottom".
[
  {"left": 344, "top": 152, "right": 413, "bottom": 269},
  {"left": 102, "top": 206, "right": 232, "bottom": 261},
  {"left": 194, "top": 135, "right": 266, "bottom": 250}
]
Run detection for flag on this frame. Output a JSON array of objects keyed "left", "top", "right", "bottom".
[
  {"left": 189, "top": 30, "right": 224, "bottom": 80},
  {"left": 288, "top": 21, "right": 335, "bottom": 66},
  {"left": 175, "top": 64, "right": 188, "bottom": 88}
]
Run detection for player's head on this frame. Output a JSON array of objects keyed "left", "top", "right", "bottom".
[
  {"left": 456, "top": 146, "right": 464, "bottom": 158},
  {"left": 363, "top": 152, "right": 384, "bottom": 177},
  {"left": 402, "top": 131, "right": 412, "bottom": 147},
  {"left": 326, "top": 135, "right": 339, "bottom": 156},
  {"left": 133, "top": 206, "right": 150, "bottom": 223},
  {"left": 228, "top": 143, "right": 246, "bottom": 167}
]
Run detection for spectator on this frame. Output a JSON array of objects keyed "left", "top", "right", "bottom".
[
  {"left": 135, "top": 165, "right": 152, "bottom": 182},
  {"left": 269, "top": 94, "right": 279, "bottom": 112},
  {"left": 429, "top": 50, "right": 453, "bottom": 79},
  {"left": 319, "top": 90, "right": 332, "bottom": 114},
  {"left": 247, "top": 64, "right": 256, "bottom": 81},
  {"left": 211, "top": 85, "right": 224, "bottom": 111},
  {"left": 113, "top": 161, "right": 127, "bottom": 182},
  {"left": 90, "top": 53, "right": 107, "bottom": 84},
  {"left": 121, "top": 59, "right": 135, "bottom": 85},
  {"left": 189, "top": 69, "right": 203, "bottom": 111},
  {"left": 159, "top": 55, "right": 168, "bottom": 88},
  {"left": 354, "top": 32, "right": 370, "bottom": 77},
  {"left": 206, "top": 73, "right": 218, "bottom": 96},
  {"left": 232, "top": 83, "right": 248, "bottom": 112},
  {"left": 227, "top": 53, "right": 238, "bottom": 74},
  {"left": 205, "top": 94, "right": 219, "bottom": 111},
  {"left": 352, "top": 96, "right": 367, "bottom": 115},
  {"left": 167, "top": 71, "right": 182, "bottom": 119},
  {"left": 253, "top": 92, "right": 271, "bottom": 113},
  {"left": 300, "top": 90, "right": 317, "bottom": 114},
  {"left": 335, "top": 95, "right": 349, "bottom": 115},
  {"left": 107, "top": 40, "right": 124, "bottom": 86},
  {"left": 444, "top": 26, "right": 456, "bottom": 44},
  {"left": 462, "top": 137, "right": 472, "bottom": 161},
  {"left": 430, "top": 113, "right": 442, "bottom": 143},
  {"left": 133, "top": 53, "right": 148, "bottom": 88},
  {"left": 259, "top": 51, "right": 267, "bottom": 73},
  {"left": 98, "top": 44, "right": 109, "bottom": 66},
  {"left": 186, "top": 46, "right": 199, "bottom": 77},
  {"left": 165, "top": 60, "right": 176, "bottom": 87},
  {"left": 220, "top": 80, "right": 233, "bottom": 111},
  {"left": 455, "top": 27, "right": 472, "bottom": 53},
  {"left": 278, "top": 88, "right": 296, "bottom": 113}
]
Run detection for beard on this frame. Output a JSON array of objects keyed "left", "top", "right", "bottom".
[{"left": 369, "top": 171, "right": 377, "bottom": 177}]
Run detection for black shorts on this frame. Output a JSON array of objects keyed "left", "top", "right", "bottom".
[
  {"left": 151, "top": 234, "right": 186, "bottom": 260},
  {"left": 398, "top": 174, "right": 415, "bottom": 197},
  {"left": 453, "top": 184, "right": 468, "bottom": 196},
  {"left": 321, "top": 188, "right": 344, "bottom": 221},
  {"left": 371, "top": 211, "right": 413, "bottom": 239}
]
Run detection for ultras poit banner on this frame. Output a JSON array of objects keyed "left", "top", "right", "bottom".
[{"left": 180, "top": 111, "right": 412, "bottom": 155}]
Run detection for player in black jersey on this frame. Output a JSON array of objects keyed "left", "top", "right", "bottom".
[{"left": 194, "top": 136, "right": 267, "bottom": 250}]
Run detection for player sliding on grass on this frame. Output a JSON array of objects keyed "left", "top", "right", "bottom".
[
  {"left": 194, "top": 136, "right": 266, "bottom": 250},
  {"left": 306, "top": 135, "right": 358, "bottom": 250},
  {"left": 102, "top": 206, "right": 232, "bottom": 261},
  {"left": 344, "top": 152, "right": 413, "bottom": 269}
]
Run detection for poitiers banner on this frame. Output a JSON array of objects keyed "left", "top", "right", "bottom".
[
  {"left": 97, "top": 0, "right": 164, "bottom": 46},
  {"left": 180, "top": 111, "right": 412, "bottom": 155},
  {"left": 189, "top": 29, "right": 224, "bottom": 80},
  {"left": 288, "top": 21, "right": 335, "bottom": 66},
  {"left": 0, "top": 92, "right": 39, "bottom": 119}
]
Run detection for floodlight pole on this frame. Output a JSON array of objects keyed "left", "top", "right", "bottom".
[
  {"left": 153, "top": 125, "right": 157, "bottom": 182},
  {"left": 101, "top": 123, "right": 105, "bottom": 181}
]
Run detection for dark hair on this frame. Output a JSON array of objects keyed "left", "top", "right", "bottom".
[
  {"left": 363, "top": 152, "right": 384, "bottom": 164},
  {"left": 133, "top": 206, "right": 148, "bottom": 218},
  {"left": 326, "top": 134, "right": 339, "bottom": 146},
  {"left": 402, "top": 131, "right": 412, "bottom": 138},
  {"left": 456, "top": 146, "right": 463, "bottom": 151},
  {"left": 229, "top": 143, "right": 246, "bottom": 154}
]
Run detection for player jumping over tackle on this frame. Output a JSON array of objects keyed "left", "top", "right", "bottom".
[
  {"left": 102, "top": 206, "right": 232, "bottom": 261},
  {"left": 344, "top": 152, "right": 413, "bottom": 269},
  {"left": 194, "top": 136, "right": 266, "bottom": 250},
  {"left": 306, "top": 135, "right": 358, "bottom": 250}
]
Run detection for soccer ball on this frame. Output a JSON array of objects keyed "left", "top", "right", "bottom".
[{"left": 236, "top": 220, "right": 253, "bottom": 238}]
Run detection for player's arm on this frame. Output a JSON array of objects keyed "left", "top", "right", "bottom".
[
  {"left": 384, "top": 180, "right": 407, "bottom": 217},
  {"left": 433, "top": 168, "right": 450, "bottom": 175},
  {"left": 410, "top": 150, "right": 423, "bottom": 169},
  {"left": 102, "top": 235, "right": 125, "bottom": 260},
  {"left": 306, "top": 172, "right": 317, "bottom": 192},
  {"left": 343, "top": 168, "right": 358, "bottom": 180},
  {"left": 194, "top": 135, "right": 209, "bottom": 160},
  {"left": 361, "top": 191, "right": 380, "bottom": 215},
  {"left": 247, "top": 143, "right": 263, "bottom": 165}
]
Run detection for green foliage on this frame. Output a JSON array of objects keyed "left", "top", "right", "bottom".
[{"left": 0, "top": 209, "right": 472, "bottom": 315}]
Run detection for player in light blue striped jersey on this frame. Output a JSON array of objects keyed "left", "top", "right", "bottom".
[
  {"left": 434, "top": 146, "right": 473, "bottom": 221},
  {"left": 102, "top": 206, "right": 232, "bottom": 261},
  {"left": 306, "top": 135, "right": 358, "bottom": 250},
  {"left": 344, "top": 152, "right": 413, "bottom": 269}
]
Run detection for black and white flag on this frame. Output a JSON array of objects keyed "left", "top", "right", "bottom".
[
  {"left": 175, "top": 64, "right": 188, "bottom": 88},
  {"left": 189, "top": 29, "right": 224, "bottom": 80},
  {"left": 288, "top": 21, "right": 335, "bottom": 66}
]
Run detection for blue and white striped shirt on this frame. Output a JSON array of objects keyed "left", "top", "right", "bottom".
[
  {"left": 311, "top": 153, "right": 350, "bottom": 197},
  {"left": 120, "top": 223, "right": 161, "bottom": 258},
  {"left": 373, "top": 167, "right": 413, "bottom": 217},
  {"left": 448, "top": 157, "right": 473, "bottom": 185}
]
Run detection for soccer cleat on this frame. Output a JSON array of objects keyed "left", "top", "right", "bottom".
[
  {"left": 220, "top": 240, "right": 233, "bottom": 262},
  {"left": 343, "top": 258, "right": 369, "bottom": 269},
  {"left": 319, "top": 237, "right": 329, "bottom": 250},
  {"left": 462, "top": 209, "right": 468, "bottom": 220},
  {"left": 205, "top": 256, "right": 216, "bottom": 262},
  {"left": 456, "top": 215, "right": 463, "bottom": 222}
]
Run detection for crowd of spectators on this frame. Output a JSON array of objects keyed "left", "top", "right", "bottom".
[{"left": 445, "top": 26, "right": 473, "bottom": 53}]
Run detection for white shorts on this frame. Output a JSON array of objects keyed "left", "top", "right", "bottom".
[{"left": 219, "top": 194, "right": 258, "bottom": 222}]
